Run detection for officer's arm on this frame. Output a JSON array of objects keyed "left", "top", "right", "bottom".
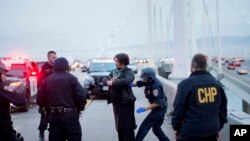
[
  {"left": 0, "top": 87, "right": 26, "bottom": 107},
  {"left": 72, "top": 77, "right": 87, "bottom": 111},
  {"left": 171, "top": 81, "right": 189, "bottom": 132},
  {"left": 219, "top": 87, "right": 228, "bottom": 130},
  {"left": 134, "top": 81, "right": 147, "bottom": 88},
  {"left": 36, "top": 80, "right": 47, "bottom": 107},
  {"left": 112, "top": 70, "right": 135, "bottom": 87},
  {"left": 145, "top": 103, "right": 160, "bottom": 110},
  {"left": 146, "top": 87, "right": 162, "bottom": 110}
]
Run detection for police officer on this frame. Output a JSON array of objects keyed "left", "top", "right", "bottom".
[
  {"left": 133, "top": 67, "right": 170, "bottom": 141},
  {"left": 172, "top": 54, "right": 228, "bottom": 141},
  {"left": 0, "top": 63, "right": 26, "bottom": 141},
  {"left": 37, "top": 57, "right": 87, "bottom": 141},
  {"left": 38, "top": 50, "right": 57, "bottom": 141}
]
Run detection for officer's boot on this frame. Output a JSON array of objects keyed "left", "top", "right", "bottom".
[{"left": 39, "top": 130, "right": 45, "bottom": 141}]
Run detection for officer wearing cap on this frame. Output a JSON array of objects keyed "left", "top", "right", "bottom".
[
  {"left": 37, "top": 57, "right": 87, "bottom": 141},
  {"left": 0, "top": 63, "right": 26, "bottom": 141},
  {"left": 37, "top": 50, "right": 57, "bottom": 141},
  {"left": 172, "top": 54, "right": 228, "bottom": 141},
  {"left": 133, "top": 67, "right": 170, "bottom": 141}
]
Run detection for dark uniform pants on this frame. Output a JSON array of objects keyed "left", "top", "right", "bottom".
[
  {"left": 177, "top": 132, "right": 218, "bottom": 141},
  {"left": 48, "top": 118, "right": 82, "bottom": 141},
  {"left": 38, "top": 107, "right": 48, "bottom": 131},
  {"left": 113, "top": 102, "right": 137, "bottom": 141},
  {"left": 136, "top": 108, "right": 170, "bottom": 141}
]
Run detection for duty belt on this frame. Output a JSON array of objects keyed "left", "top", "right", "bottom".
[{"left": 49, "top": 106, "right": 76, "bottom": 113}]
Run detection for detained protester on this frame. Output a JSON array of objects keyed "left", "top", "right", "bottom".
[{"left": 103, "top": 53, "right": 137, "bottom": 141}]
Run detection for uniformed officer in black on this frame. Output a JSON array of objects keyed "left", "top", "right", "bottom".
[
  {"left": 133, "top": 67, "right": 170, "bottom": 141},
  {"left": 172, "top": 54, "right": 228, "bottom": 141},
  {"left": 37, "top": 57, "right": 87, "bottom": 141},
  {"left": 0, "top": 63, "right": 26, "bottom": 141},
  {"left": 38, "top": 50, "right": 57, "bottom": 141}
]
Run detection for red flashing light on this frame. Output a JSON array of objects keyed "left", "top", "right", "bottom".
[{"left": 31, "top": 71, "right": 37, "bottom": 76}]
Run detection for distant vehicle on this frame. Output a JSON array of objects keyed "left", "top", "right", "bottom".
[
  {"left": 211, "top": 57, "right": 218, "bottom": 63},
  {"left": 5, "top": 57, "right": 38, "bottom": 112},
  {"left": 232, "top": 57, "right": 245, "bottom": 63},
  {"left": 237, "top": 67, "right": 248, "bottom": 75},
  {"left": 227, "top": 63, "right": 236, "bottom": 70},
  {"left": 215, "top": 59, "right": 225, "bottom": 65},
  {"left": 233, "top": 61, "right": 241, "bottom": 67},
  {"left": 128, "top": 63, "right": 138, "bottom": 74},
  {"left": 224, "top": 59, "right": 230, "bottom": 63},
  {"left": 83, "top": 59, "right": 116, "bottom": 98}
]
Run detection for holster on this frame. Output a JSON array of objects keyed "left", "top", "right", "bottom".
[{"left": 48, "top": 106, "right": 78, "bottom": 121}]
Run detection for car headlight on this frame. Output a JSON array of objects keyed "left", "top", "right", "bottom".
[
  {"left": 9, "top": 81, "right": 22, "bottom": 88},
  {"left": 83, "top": 76, "right": 94, "bottom": 87}
]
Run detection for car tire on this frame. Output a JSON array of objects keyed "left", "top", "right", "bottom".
[{"left": 19, "top": 90, "right": 30, "bottom": 112}]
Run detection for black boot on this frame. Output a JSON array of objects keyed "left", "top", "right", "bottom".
[{"left": 39, "top": 130, "right": 45, "bottom": 141}]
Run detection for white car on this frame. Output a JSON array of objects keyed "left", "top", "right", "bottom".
[{"left": 237, "top": 67, "right": 248, "bottom": 75}]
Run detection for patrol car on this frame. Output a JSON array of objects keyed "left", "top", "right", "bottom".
[
  {"left": 83, "top": 59, "right": 115, "bottom": 98},
  {"left": 4, "top": 57, "right": 38, "bottom": 112}
]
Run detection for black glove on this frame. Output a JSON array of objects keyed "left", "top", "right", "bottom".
[
  {"left": 89, "top": 83, "right": 96, "bottom": 91},
  {"left": 136, "top": 81, "right": 145, "bottom": 87},
  {"left": 102, "top": 77, "right": 110, "bottom": 86}
]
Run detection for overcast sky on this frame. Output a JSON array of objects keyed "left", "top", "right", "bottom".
[{"left": 0, "top": 0, "right": 249, "bottom": 60}]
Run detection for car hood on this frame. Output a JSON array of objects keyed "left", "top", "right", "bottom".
[
  {"left": 89, "top": 72, "right": 110, "bottom": 77},
  {"left": 6, "top": 77, "right": 23, "bottom": 83}
]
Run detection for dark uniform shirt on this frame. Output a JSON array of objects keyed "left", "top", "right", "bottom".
[
  {"left": 143, "top": 78, "right": 167, "bottom": 116},
  {"left": 38, "top": 62, "right": 53, "bottom": 86},
  {"left": 37, "top": 71, "right": 87, "bottom": 115},
  {"left": 172, "top": 70, "right": 228, "bottom": 137},
  {"left": 0, "top": 83, "right": 26, "bottom": 119}
]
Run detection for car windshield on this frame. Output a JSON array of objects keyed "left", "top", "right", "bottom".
[
  {"left": 89, "top": 62, "right": 115, "bottom": 73},
  {"left": 6, "top": 70, "right": 25, "bottom": 78}
]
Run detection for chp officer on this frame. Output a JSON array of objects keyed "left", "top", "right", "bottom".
[
  {"left": 37, "top": 50, "right": 57, "bottom": 141},
  {"left": 37, "top": 57, "right": 87, "bottom": 141},
  {"left": 172, "top": 54, "right": 228, "bottom": 141},
  {"left": 133, "top": 67, "right": 170, "bottom": 141}
]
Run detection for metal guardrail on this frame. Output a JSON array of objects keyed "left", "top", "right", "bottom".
[{"left": 157, "top": 75, "right": 177, "bottom": 113}]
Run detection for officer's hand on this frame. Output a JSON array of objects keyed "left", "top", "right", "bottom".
[
  {"left": 136, "top": 107, "right": 147, "bottom": 113},
  {"left": 136, "top": 81, "right": 144, "bottom": 87},
  {"left": 89, "top": 83, "right": 96, "bottom": 91}
]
